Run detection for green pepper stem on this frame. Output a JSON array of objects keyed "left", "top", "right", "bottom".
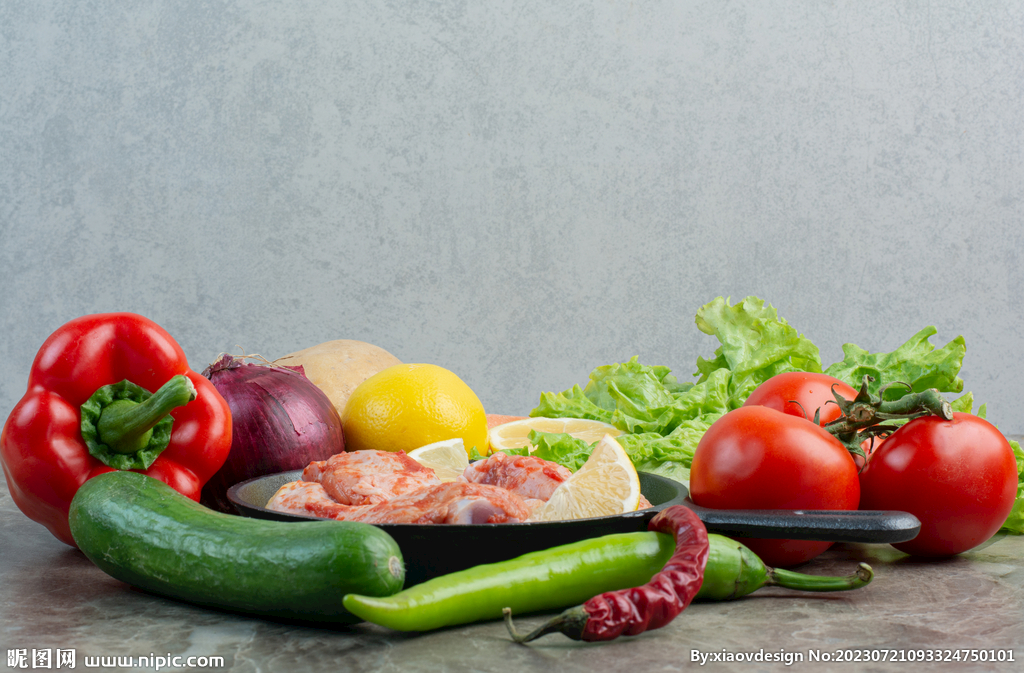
[
  {"left": 97, "top": 375, "right": 196, "bottom": 455},
  {"left": 504, "top": 606, "right": 588, "bottom": 644},
  {"left": 766, "top": 562, "right": 873, "bottom": 592}
]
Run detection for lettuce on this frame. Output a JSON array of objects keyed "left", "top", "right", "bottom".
[
  {"left": 694, "top": 296, "right": 823, "bottom": 408},
  {"left": 529, "top": 361, "right": 727, "bottom": 483},
  {"left": 1002, "top": 439, "right": 1024, "bottom": 535},
  {"left": 823, "top": 326, "right": 966, "bottom": 399},
  {"left": 526, "top": 431, "right": 590, "bottom": 472},
  {"left": 528, "top": 297, "right": 821, "bottom": 482},
  {"left": 520, "top": 428, "right": 699, "bottom": 485},
  {"left": 521, "top": 295, "right": 1022, "bottom": 534}
]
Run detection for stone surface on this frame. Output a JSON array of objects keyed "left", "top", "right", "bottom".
[{"left": 2, "top": 476, "right": 1022, "bottom": 673}]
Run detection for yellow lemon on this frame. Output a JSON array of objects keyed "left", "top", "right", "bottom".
[
  {"left": 487, "top": 417, "right": 624, "bottom": 454},
  {"left": 527, "top": 434, "right": 641, "bottom": 521},
  {"left": 341, "top": 363, "right": 488, "bottom": 457},
  {"left": 407, "top": 438, "right": 471, "bottom": 481}
]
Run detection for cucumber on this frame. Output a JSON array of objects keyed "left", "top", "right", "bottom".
[{"left": 68, "top": 470, "right": 405, "bottom": 623}]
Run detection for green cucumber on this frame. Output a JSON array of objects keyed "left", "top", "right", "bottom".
[{"left": 68, "top": 470, "right": 405, "bottom": 623}]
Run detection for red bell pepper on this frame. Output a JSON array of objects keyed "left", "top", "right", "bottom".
[{"left": 1, "top": 313, "right": 232, "bottom": 547}]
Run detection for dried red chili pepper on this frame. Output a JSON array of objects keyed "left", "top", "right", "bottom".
[{"left": 504, "top": 504, "right": 710, "bottom": 643}]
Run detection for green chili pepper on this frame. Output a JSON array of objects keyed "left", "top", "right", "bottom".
[
  {"left": 696, "top": 534, "right": 873, "bottom": 601},
  {"left": 344, "top": 530, "right": 872, "bottom": 633},
  {"left": 343, "top": 531, "right": 676, "bottom": 632}
]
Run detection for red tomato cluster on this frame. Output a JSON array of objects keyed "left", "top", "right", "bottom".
[{"left": 690, "top": 372, "right": 1018, "bottom": 567}]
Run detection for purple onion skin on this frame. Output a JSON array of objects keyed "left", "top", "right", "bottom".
[{"left": 200, "top": 354, "right": 345, "bottom": 513}]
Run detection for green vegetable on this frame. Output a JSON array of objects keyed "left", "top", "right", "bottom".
[
  {"left": 823, "top": 326, "right": 966, "bottom": 401},
  {"left": 525, "top": 296, "right": 977, "bottom": 484},
  {"left": 693, "top": 296, "right": 824, "bottom": 406},
  {"left": 69, "top": 471, "right": 405, "bottom": 623},
  {"left": 696, "top": 534, "right": 872, "bottom": 600},
  {"left": 1002, "top": 439, "right": 1024, "bottom": 534},
  {"left": 344, "top": 531, "right": 676, "bottom": 632},
  {"left": 529, "top": 360, "right": 732, "bottom": 483},
  {"left": 342, "top": 531, "right": 872, "bottom": 632},
  {"left": 525, "top": 297, "right": 829, "bottom": 481},
  {"left": 522, "top": 294, "right": 1024, "bottom": 534}
]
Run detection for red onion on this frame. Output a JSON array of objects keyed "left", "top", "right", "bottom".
[{"left": 200, "top": 353, "right": 345, "bottom": 513}]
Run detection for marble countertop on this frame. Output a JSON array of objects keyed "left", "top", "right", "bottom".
[{"left": 3, "top": 481, "right": 1022, "bottom": 673}]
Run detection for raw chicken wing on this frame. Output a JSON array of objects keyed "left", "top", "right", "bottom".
[
  {"left": 459, "top": 452, "right": 572, "bottom": 501},
  {"left": 266, "top": 481, "right": 352, "bottom": 519},
  {"left": 303, "top": 450, "right": 441, "bottom": 505},
  {"left": 344, "top": 482, "right": 530, "bottom": 524}
]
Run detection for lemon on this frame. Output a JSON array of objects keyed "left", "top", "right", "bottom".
[
  {"left": 527, "top": 434, "right": 642, "bottom": 522},
  {"left": 341, "top": 363, "right": 488, "bottom": 457},
  {"left": 407, "top": 438, "right": 470, "bottom": 481},
  {"left": 487, "top": 417, "right": 624, "bottom": 454}
]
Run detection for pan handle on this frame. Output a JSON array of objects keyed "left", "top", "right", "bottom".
[{"left": 682, "top": 499, "right": 921, "bottom": 544}]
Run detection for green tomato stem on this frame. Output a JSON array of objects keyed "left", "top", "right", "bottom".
[{"left": 823, "top": 375, "right": 953, "bottom": 460}]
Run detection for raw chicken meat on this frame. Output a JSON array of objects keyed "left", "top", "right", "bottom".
[
  {"left": 266, "top": 481, "right": 350, "bottom": 519},
  {"left": 302, "top": 450, "right": 441, "bottom": 505},
  {"left": 459, "top": 452, "right": 572, "bottom": 501},
  {"left": 266, "top": 479, "right": 530, "bottom": 524},
  {"left": 343, "top": 482, "right": 530, "bottom": 524},
  {"left": 264, "top": 449, "right": 638, "bottom": 525}
]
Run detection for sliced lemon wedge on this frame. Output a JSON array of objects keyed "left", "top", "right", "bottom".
[
  {"left": 527, "top": 434, "right": 641, "bottom": 522},
  {"left": 406, "top": 438, "right": 470, "bottom": 482},
  {"left": 487, "top": 417, "right": 624, "bottom": 454}
]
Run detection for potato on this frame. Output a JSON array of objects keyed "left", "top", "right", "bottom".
[{"left": 273, "top": 340, "right": 402, "bottom": 416}]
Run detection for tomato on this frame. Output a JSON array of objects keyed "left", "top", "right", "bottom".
[
  {"left": 743, "top": 371, "right": 858, "bottom": 426},
  {"left": 690, "top": 405, "right": 860, "bottom": 567},
  {"left": 858, "top": 412, "right": 1018, "bottom": 557}
]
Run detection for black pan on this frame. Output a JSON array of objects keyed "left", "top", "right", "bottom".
[{"left": 228, "top": 470, "right": 919, "bottom": 586}]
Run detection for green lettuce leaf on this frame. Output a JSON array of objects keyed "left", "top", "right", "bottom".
[
  {"left": 521, "top": 425, "right": 704, "bottom": 485},
  {"left": 694, "top": 296, "right": 823, "bottom": 408},
  {"left": 949, "top": 392, "right": 977, "bottom": 415},
  {"left": 532, "top": 384, "right": 616, "bottom": 426},
  {"left": 533, "top": 357, "right": 728, "bottom": 434},
  {"left": 823, "top": 326, "right": 966, "bottom": 400},
  {"left": 529, "top": 297, "right": 817, "bottom": 478},
  {"left": 1002, "top": 439, "right": 1024, "bottom": 535},
  {"left": 530, "top": 356, "right": 733, "bottom": 475},
  {"left": 527, "top": 431, "right": 591, "bottom": 472},
  {"left": 623, "top": 423, "right": 708, "bottom": 484}
]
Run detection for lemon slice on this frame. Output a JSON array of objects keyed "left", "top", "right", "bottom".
[
  {"left": 407, "top": 438, "right": 470, "bottom": 481},
  {"left": 487, "top": 417, "right": 624, "bottom": 454},
  {"left": 527, "top": 434, "right": 641, "bottom": 521}
]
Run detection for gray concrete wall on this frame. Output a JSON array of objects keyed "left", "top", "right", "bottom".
[{"left": 2, "top": 2, "right": 1022, "bottom": 432}]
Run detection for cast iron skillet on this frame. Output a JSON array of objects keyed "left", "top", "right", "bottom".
[{"left": 228, "top": 470, "right": 920, "bottom": 586}]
